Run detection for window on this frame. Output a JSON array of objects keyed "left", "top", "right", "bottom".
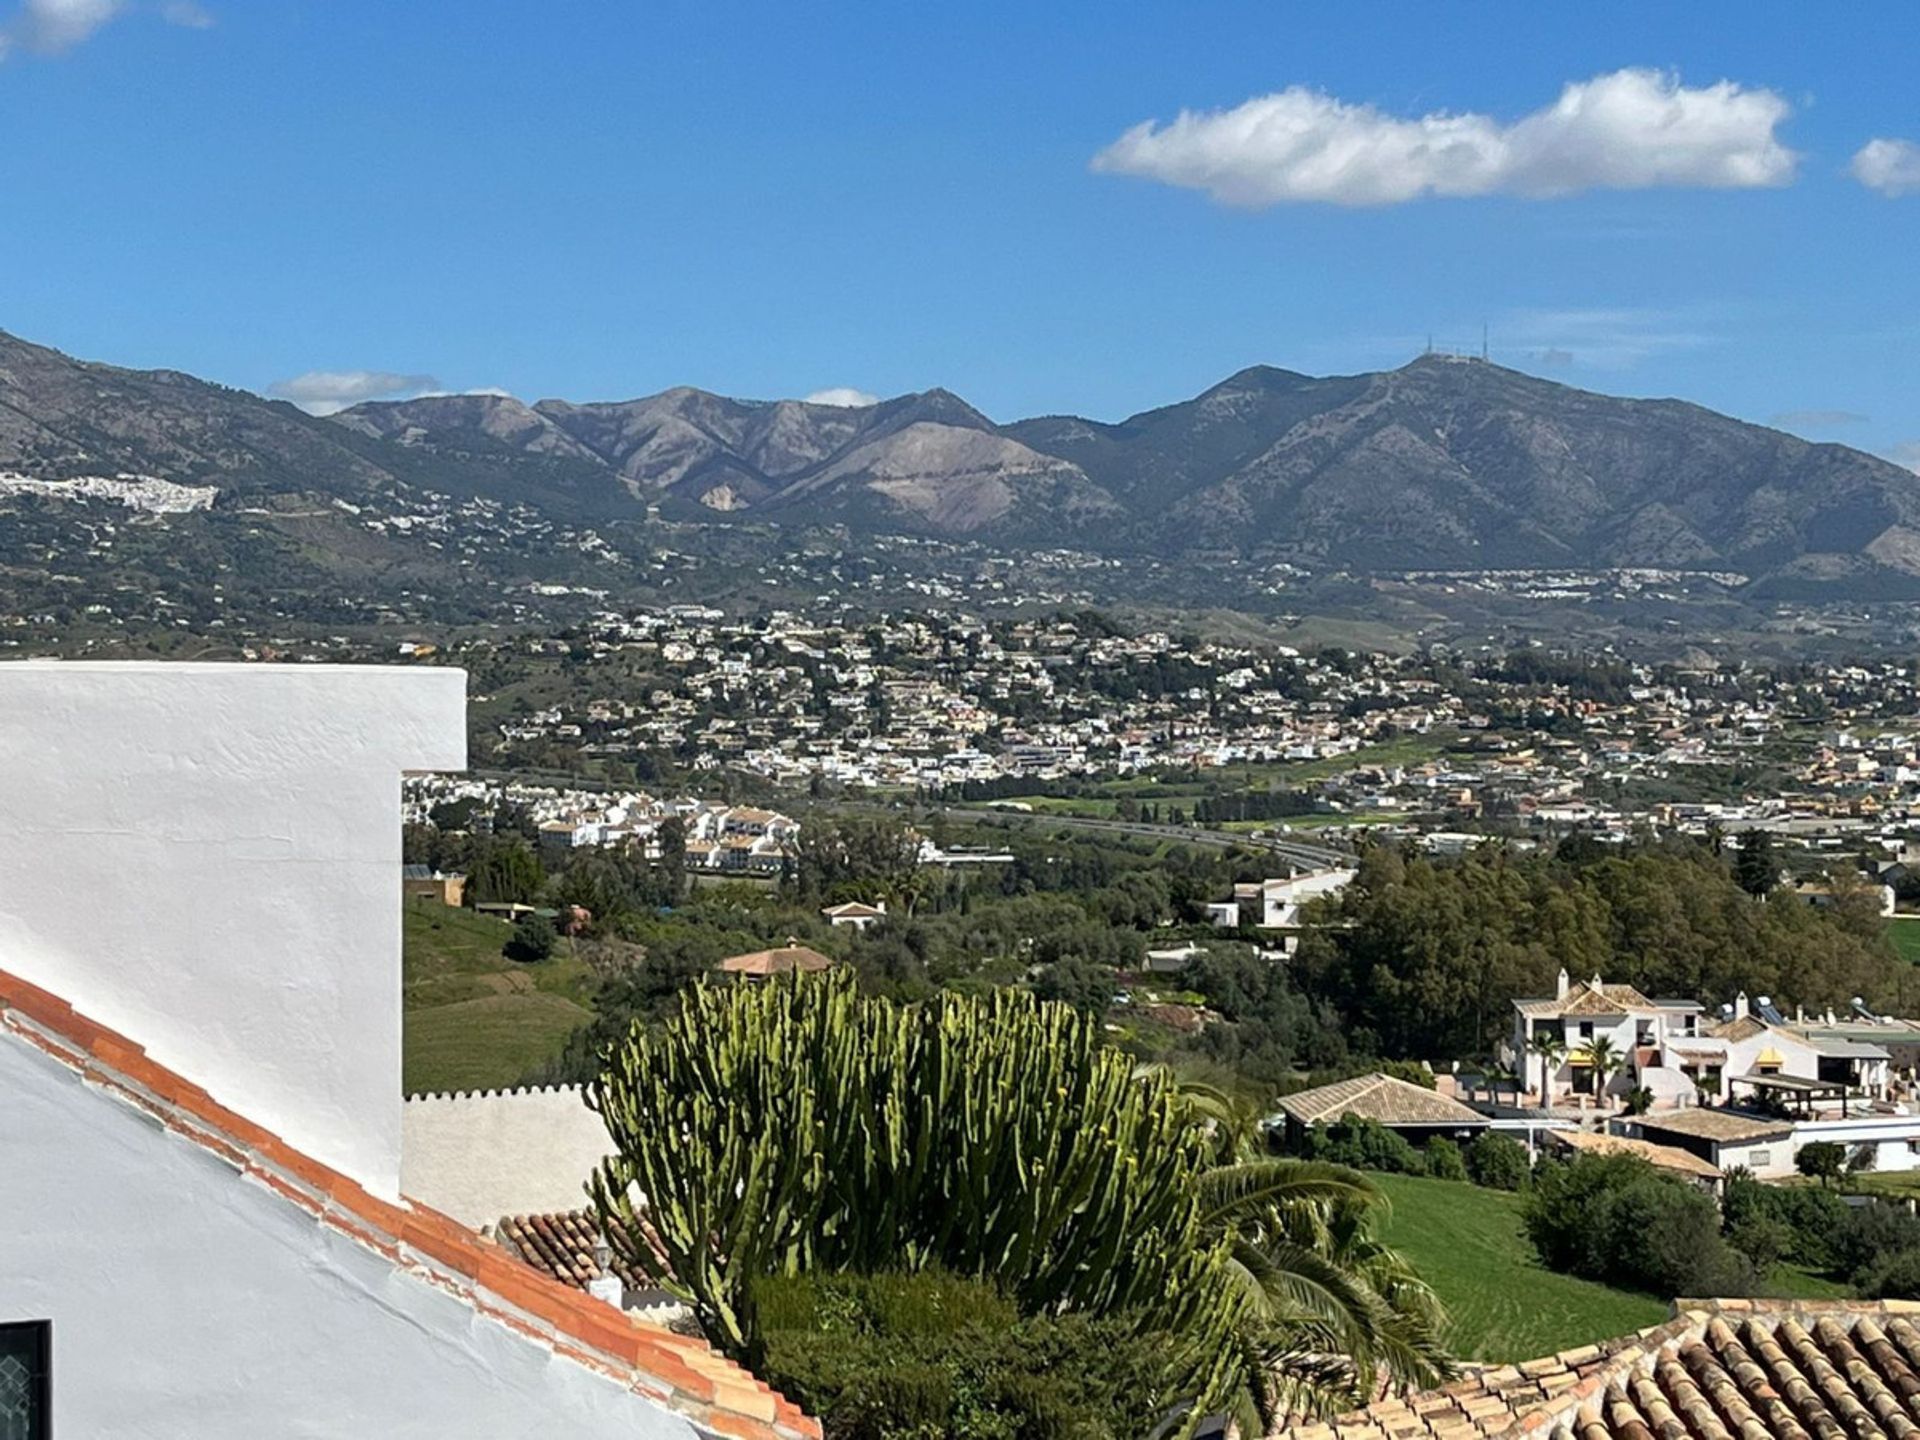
[
  {"left": 0, "top": 1322, "right": 48, "bottom": 1440},
  {"left": 1748, "top": 1150, "right": 1772, "bottom": 1169}
]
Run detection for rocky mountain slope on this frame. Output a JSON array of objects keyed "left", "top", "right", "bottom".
[{"left": 5, "top": 326, "right": 1919, "bottom": 592}]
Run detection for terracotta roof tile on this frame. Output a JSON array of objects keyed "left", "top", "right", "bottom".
[
  {"left": 1629, "top": 1109, "right": 1793, "bottom": 1144},
  {"left": 0, "top": 967, "right": 818, "bottom": 1440},
  {"left": 1277, "top": 1073, "right": 1488, "bottom": 1129},
  {"left": 718, "top": 945, "right": 835, "bottom": 977},
  {"left": 1545, "top": 1131, "right": 1723, "bottom": 1181},
  {"left": 1280, "top": 1302, "right": 1920, "bottom": 1440},
  {"left": 495, "top": 1208, "right": 675, "bottom": 1294}
]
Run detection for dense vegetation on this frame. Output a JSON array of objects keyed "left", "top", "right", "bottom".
[
  {"left": 586, "top": 970, "right": 1449, "bottom": 1433},
  {"left": 752, "top": 1270, "right": 1187, "bottom": 1439},
  {"left": 404, "top": 800, "right": 1916, "bottom": 1115},
  {"left": 1524, "top": 1153, "right": 1757, "bottom": 1298},
  {"left": 1296, "top": 836, "right": 1913, "bottom": 1058}
]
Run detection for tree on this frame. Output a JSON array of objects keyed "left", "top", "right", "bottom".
[
  {"left": 505, "top": 912, "right": 557, "bottom": 963},
  {"left": 1584, "top": 1034, "right": 1621, "bottom": 1107},
  {"left": 1796, "top": 1140, "right": 1846, "bottom": 1188},
  {"left": 465, "top": 839, "right": 545, "bottom": 906},
  {"left": 1527, "top": 1031, "right": 1566, "bottom": 1106},
  {"left": 1032, "top": 957, "right": 1118, "bottom": 1015},
  {"left": 797, "top": 817, "right": 921, "bottom": 908},
  {"left": 1466, "top": 1132, "right": 1530, "bottom": 1191},
  {"left": 655, "top": 816, "right": 687, "bottom": 906},
  {"left": 1734, "top": 829, "right": 1777, "bottom": 898},
  {"left": 1195, "top": 1158, "right": 1451, "bottom": 1428}
]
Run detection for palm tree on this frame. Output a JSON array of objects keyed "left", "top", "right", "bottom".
[
  {"left": 1586, "top": 1034, "right": 1622, "bottom": 1107},
  {"left": 1148, "top": 1070, "right": 1457, "bottom": 1425},
  {"left": 1527, "top": 1031, "right": 1566, "bottom": 1106},
  {"left": 1195, "top": 1157, "right": 1454, "bottom": 1430}
]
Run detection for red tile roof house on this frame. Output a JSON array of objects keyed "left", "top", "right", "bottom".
[{"left": 0, "top": 662, "right": 816, "bottom": 1440}]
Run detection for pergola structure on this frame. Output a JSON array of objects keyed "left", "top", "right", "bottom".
[{"left": 1728, "top": 1071, "right": 1853, "bottom": 1117}]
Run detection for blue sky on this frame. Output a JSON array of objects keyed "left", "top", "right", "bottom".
[{"left": 0, "top": 1, "right": 1915, "bottom": 465}]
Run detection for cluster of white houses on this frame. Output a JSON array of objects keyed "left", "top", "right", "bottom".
[
  {"left": 532, "top": 799, "right": 800, "bottom": 876},
  {"left": 1497, "top": 970, "right": 1920, "bottom": 1181},
  {"left": 1275, "top": 967, "right": 1920, "bottom": 1189}
]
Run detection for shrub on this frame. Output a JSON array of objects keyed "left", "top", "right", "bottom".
[
  {"left": 1721, "top": 1170, "right": 1850, "bottom": 1271},
  {"left": 1424, "top": 1136, "right": 1469, "bottom": 1183},
  {"left": 752, "top": 1269, "right": 1184, "bottom": 1440},
  {"left": 589, "top": 969, "right": 1245, "bottom": 1410},
  {"left": 1833, "top": 1201, "right": 1920, "bottom": 1285},
  {"left": 1524, "top": 1152, "right": 1755, "bottom": 1297},
  {"left": 1856, "top": 1247, "right": 1920, "bottom": 1300},
  {"left": 1299, "top": 1116, "right": 1425, "bottom": 1175},
  {"left": 505, "top": 912, "right": 557, "bottom": 963},
  {"left": 1466, "top": 1132, "right": 1530, "bottom": 1191}
]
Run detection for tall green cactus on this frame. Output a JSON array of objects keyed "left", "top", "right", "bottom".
[{"left": 585, "top": 970, "right": 1247, "bottom": 1414}]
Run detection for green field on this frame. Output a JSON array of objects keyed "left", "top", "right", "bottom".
[
  {"left": 401, "top": 901, "right": 595, "bottom": 1094},
  {"left": 1889, "top": 918, "right": 1920, "bottom": 963},
  {"left": 1371, "top": 1173, "right": 1667, "bottom": 1361}
]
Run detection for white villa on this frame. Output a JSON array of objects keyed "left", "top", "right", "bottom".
[
  {"left": 1507, "top": 971, "right": 1893, "bottom": 1112},
  {"left": 1210, "top": 868, "right": 1357, "bottom": 930},
  {"left": 1500, "top": 969, "right": 1920, "bottom": 1181}
]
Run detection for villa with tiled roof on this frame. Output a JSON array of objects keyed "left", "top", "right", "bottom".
[{"left": 1274, "top": 1071, "right": 1490, "bottom": 1145}]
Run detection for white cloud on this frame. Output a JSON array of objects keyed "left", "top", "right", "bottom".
[
  {"left": 0, "top": 0, "right": 211, "bottom": 58},
  {"left": 269, "top": 369, "right": 439, "bottom": 416},
  {"left": 803, "top": 387, "right": 879, "bottom": 408},
  {"left": 1092, "top": 68, "right": 1798, "bottom": 208},
  {"left": 4, "top": 0, "right": 120, "bottom": 54},
  {"left": 1851, "top": 138, "right": 1920, "bottom": 198},
  {"left": 160, "top": 0, "right": 212, "bottom": 28}
]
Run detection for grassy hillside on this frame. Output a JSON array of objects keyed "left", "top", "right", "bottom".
[
  {"left": 401, "top": 900, "right": 595, "bottom": 1095},
  {"left": 1889, "top": 917, "right": 1920, "bottom": 963},
  {"left": 1371, "top": 1173, "right": 1666, "bottom": 1361}
]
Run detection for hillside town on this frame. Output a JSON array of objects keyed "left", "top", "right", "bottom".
[{"left": 450, "top": 605, "right": 1920, "bottom": 870}]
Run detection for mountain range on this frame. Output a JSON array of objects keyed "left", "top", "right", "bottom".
[{"left": 4, "top": 326, "right": 1919, "bottom": 593}]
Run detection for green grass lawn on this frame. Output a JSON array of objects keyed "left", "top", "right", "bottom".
[
  {"left": 1842, "top": 1169, "right": 1920, "bottom": 1200},
  {"left": 1889, "top": 917, "right": 1920, "bottom": 964},
  {"left": 401, "top": 901, "right": 597, "bottom": 1094},
  {"left": 1767, "top": 1264, "right": 1853, "bottom": 1299},
  {"left": 1371, "top": 1173, "right": 1667, "bottom": 1362}
]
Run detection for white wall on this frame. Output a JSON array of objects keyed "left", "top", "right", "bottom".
[
  {"left": 0, "top": 662, "right": 465, "bottom": 1197},
  {"left": 0, "top": 1036, "right": 696, "bottom": 1440},
  {"left": 403, "top": 1086, "right": 613, "bottom": 1228}
]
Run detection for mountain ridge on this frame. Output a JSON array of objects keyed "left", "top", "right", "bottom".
[{"left": 3, "top": 326, "right": 1918, "bottom": 594}]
